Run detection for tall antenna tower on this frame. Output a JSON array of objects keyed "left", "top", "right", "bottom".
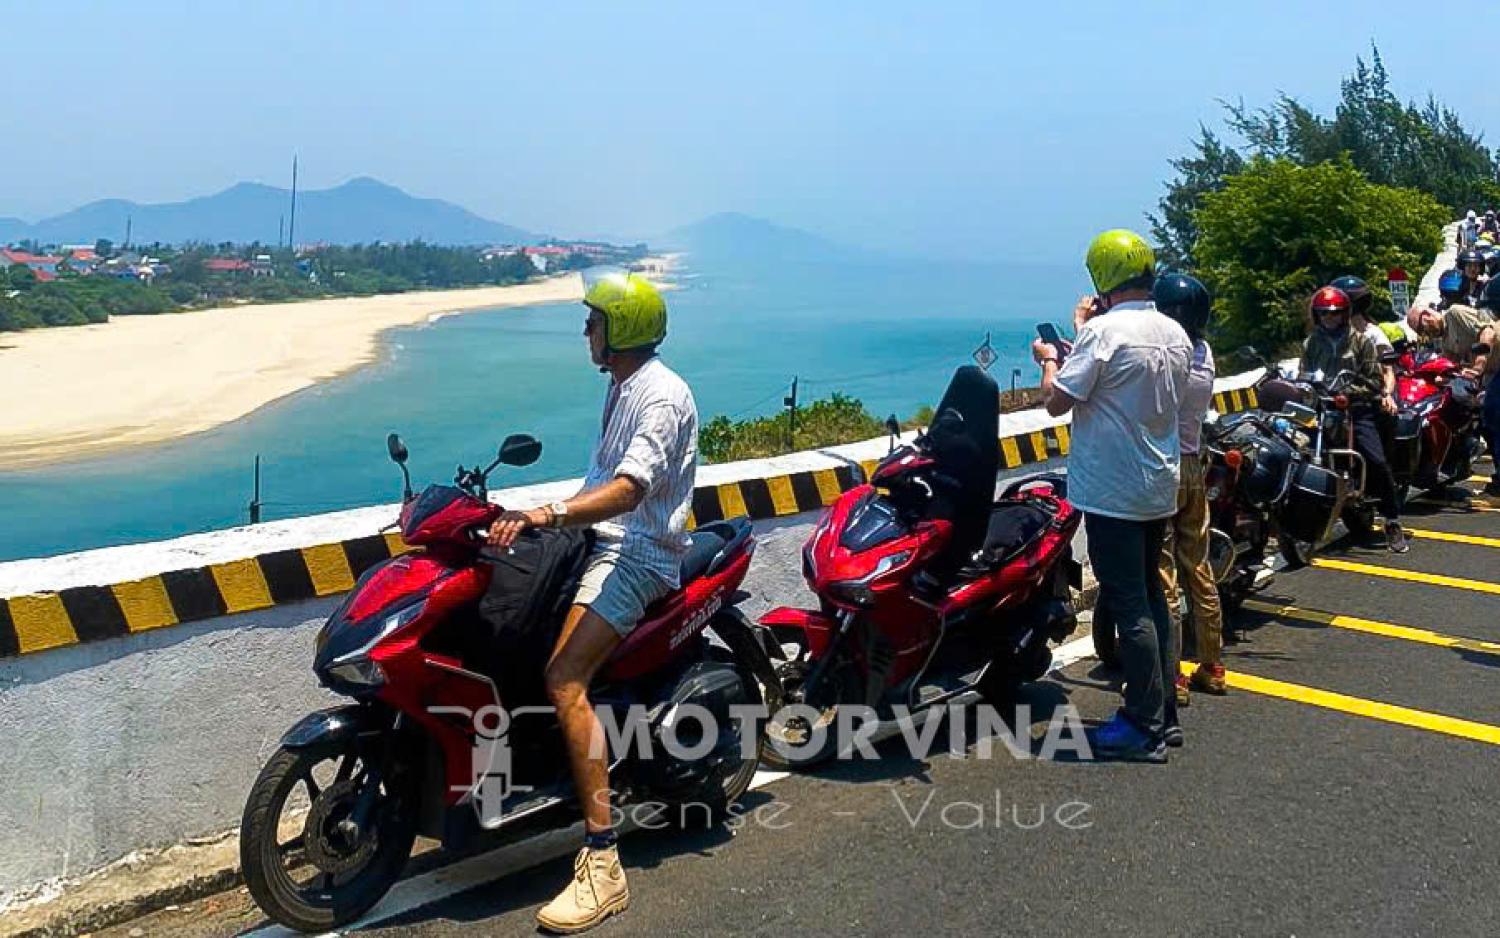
[{"left": 287, "top": 155, "right": 299, "bottom": 250}]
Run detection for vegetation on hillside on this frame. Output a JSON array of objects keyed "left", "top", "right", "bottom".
[{"left": 1150, "top": 47, "right": 1497, "bottom": 352}]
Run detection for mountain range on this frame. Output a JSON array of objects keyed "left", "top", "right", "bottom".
[
  {"left": 0, "top": 177, "right": 535, "bottom": 247},
  {"left": 0, "top": 179, "right": 861, "bottom": 262}
]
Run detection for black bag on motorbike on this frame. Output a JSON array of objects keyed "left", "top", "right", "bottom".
[
  {"left": 1279, "top": 461, "right": 1343, "bottom": 544},
  {"left": 477, "top": 527, "right": 592, "bottom": 694},
  {"left": 1390, "top": 410, "right": 1422, "bottom": 480},
  {"left": 1221, "top": 420, "right": 1295, "bottom": 508}
]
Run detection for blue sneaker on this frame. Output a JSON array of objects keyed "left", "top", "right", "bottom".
[{"left": 1085, "top": 713, "right": 1167, "bottom": 763}]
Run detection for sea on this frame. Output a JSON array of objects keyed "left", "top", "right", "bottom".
[{"left": 0, "top": 253, "right": 1087, "bottom": 562}]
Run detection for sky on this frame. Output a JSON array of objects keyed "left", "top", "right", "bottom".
[{"left": 2, "top": 1, "right": 1495, "bottom": 264}]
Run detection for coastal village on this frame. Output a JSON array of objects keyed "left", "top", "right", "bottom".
[{"left": 1, "top": 239, "right": 646, "bottom": 288}]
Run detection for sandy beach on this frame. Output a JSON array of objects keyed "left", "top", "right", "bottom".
[{"left": 0, "top": 269, "right": 662, "bottom": 470}]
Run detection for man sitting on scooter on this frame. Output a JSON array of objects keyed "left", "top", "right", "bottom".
[
  {"left": 1301, "top": 287, "right": 1408, "bottom": 552},
  {"left": 1427, "top": 280, "right": 1500, "bottom": 496},
  {"left": 487, "top": 269, "right": 697, "bottom": 934}
]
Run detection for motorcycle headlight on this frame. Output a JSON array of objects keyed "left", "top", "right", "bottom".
[
  {"left": 827, "top": 550, "right": 913, "bottom": 608},
  {"left": 327, "top": 658, "right": 387, "bottom": 688}
]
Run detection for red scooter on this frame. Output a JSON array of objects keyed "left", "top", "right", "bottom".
[
  {"left": 240, "top": 433, "right": 780, "bottom": 932},
  {"left": 760, "top": 367, "right": 1081, "bottom": 768},
  {"left": 1392, "top": 342, "right": 1485, "bottom": 500}
]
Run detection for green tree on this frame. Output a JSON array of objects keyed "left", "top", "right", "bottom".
[
  {"left": 0, "top": 295, "right": 41, "bottom": 331},
  {"left": 7, "top": 265, "right": 37, "bottom": 290},
  {"left": 1193, "top": 157, "right": 1448, "bottom": 353},
  {"left": 94, "top": 238, "right": 114, "bottom": 258}
]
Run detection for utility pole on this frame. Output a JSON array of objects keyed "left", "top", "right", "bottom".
[
  {"left": 124, "top": 215, "right": 132, "bottom": 249},
  {"left": 1010, "top": 367, "right": 1021, "bottom": 396},
  {"left": 783, "top": 376, "right": 799, "bottom": 452},
  {"left": 287, "top": 155, "right": 299, "bottom": 251},
  {"left": 278, "top": 215, "right": 285, "bottom": 250},
  {"left": 248, "top": 455, "right": 262, "bottom": 524}
]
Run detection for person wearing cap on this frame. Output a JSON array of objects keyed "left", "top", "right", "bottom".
[
  {"left": 1302, "top": 286, "right": 1408, "bottom": 552},
  {"left": 1460, "top": 210, "right": 1479, "bottom": 250},
  {"left": 1033, "top": 228, "right": 1192, "bottom": 762},
  {"left": 487, "top": 269, "right": 695, "bottom": 933},
  {"left": 1410, "top": 284, "right": 1499, "bottom": 496}
]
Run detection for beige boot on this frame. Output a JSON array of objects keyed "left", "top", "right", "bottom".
[{"left": 536, "top": 845, "right": 630, "bottom": 934}]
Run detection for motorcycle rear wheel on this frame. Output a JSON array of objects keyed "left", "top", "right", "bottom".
[
  {"left": 240, "top": 741, "right": 417, "bottom": 933},
  {"left": 647, "top": 655, "right": 766, "bottom": 825}
]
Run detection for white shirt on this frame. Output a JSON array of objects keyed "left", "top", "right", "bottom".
[
  {"left": 582, "top": 356, "right": 698, "bottom": 586},
  {"left": 1053, "top": 301, "right": 1192, "bottom": 521},
  {"left": 1178, "top": 340, "right": 1216, "bottom": 456},
  {"left": 1360, "top": 321, "right": 1392, "bottom": 353}
]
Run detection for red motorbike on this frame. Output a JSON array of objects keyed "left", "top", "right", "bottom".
[
  {"left": 760, "top": 367, "right": 1081, "bottom": 768},
  {"left": 1391, "top": 343, "right": 1485, "bottom": 500},
  {"left": 240, "top": 432, "right": 780, "bottom": 932}
]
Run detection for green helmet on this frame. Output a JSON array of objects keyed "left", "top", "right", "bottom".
[
  {"left": 1086, "top": 229, "right": 1156, "bottom": 295},
  {"left": 583, "top": 267, "right": 667, "bottom": 353}
]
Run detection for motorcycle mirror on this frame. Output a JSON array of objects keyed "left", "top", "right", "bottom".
[
  {"left": 885, "top": 414, "right": 901, "bottom": 436},
  {"left": 387, "top": 433, "right": 413, "bottom": 501},
  {"left": 387, "top": 433, "right": 408, "bottom": 465},
  {"left": 498, "top": 434, "right": 542, "bottom": 467}
]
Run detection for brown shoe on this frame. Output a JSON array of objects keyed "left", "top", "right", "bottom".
[
  {"left": 536, "top": 846, "right": 630, "bottom": 934},
  {"left": 1174, "top": 674, "right": 1191, "bottom": 708},
  {"left": 1189, "top": 663, "right": 1227, "bottom": 696}
]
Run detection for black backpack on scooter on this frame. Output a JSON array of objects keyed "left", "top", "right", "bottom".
[{"left": 477, "top": 527, "right": 593, "bottom": 701}]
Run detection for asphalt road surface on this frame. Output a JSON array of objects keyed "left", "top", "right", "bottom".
[{"left": 102, "top": 464, "right": 1500, "bottom": 938}]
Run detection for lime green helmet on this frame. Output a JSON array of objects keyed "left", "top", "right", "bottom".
[
  {"left": 1378, "top": 322, "right": 1406, "bottom": 345},
  {"left": 1086, "top": 229, "right": 1156, "bottom": 295},
  {"left": 582, "top": 267, "right": 667, "bottom": 353}
]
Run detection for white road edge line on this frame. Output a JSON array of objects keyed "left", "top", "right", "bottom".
[{"left": 241, "top": 634, "right": 1103, "bottom": 937}]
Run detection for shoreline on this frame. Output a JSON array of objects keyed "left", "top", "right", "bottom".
[{"left": 0, "top": 257, "right": 676, "bottom": 470}]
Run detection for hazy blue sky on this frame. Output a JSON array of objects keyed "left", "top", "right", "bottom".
[{"left": 2, "top": 1, "right": 1494, "bottom": 262}]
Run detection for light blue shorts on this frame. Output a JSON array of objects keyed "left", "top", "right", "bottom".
[{"left": 573, "top": 548, "right": 673, "bottom": 637}]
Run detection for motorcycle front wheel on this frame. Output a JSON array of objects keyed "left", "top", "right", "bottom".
[
  {"left": 761, "top": 642, "right": 860, "bottom": 771},
  {"left": 240, "top": 740, "right": 418, "bottom": 933}
]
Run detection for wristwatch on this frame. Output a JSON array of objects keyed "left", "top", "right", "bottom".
[{"left": 547, "top": 501, "right": 569, "bottom": 528}]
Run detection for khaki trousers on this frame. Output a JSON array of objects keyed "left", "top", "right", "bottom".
[{"left": 1159, "top": 453, "right": 1223, "bottom": 667}]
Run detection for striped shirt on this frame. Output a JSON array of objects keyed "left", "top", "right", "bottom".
[{"left": 582, "top": 356, "right": 698, "bottom": 586}]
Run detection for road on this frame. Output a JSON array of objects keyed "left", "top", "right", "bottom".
[{"left": 102, "top": 465, "right": 1500, "bottom": 938}]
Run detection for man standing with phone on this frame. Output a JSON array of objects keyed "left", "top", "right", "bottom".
[{"left": 1032, "top": 229, "right": 1192, "bottom": 762}]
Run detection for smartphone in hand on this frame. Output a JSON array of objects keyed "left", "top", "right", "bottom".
[{"left": 1036, "top": 322, "right": 1072, "bottom": 363}]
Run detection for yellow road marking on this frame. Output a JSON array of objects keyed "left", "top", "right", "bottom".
[
  {"left": 812, "top": 468, "right": 844, "bottom": 505},
  {"left": 1028, "top": 431, "right": 1048, "bottom": 462},
  {"left": 1405, "top": 528, "right": 1500, "bottom": 549},
  {"left": 1053, "top": 424, "right": 1070, "bottom": 455},
  {"left": 383, "top": 532, "right": 410, "bottom": 556},
  {"left": 1241, "top": 599, "right": 1500, "bottom": 658},
  {"left": 717, "top": 482, "right": 749, "bottom": 520},
  {"left": 6, "top": 593, "right": 78, "bottom": 654},
  {"left": 111, "top": 577, "right": 179, "bottom": 632},
  {"left": 301, "top": 544, "right": 356, "bottom": 596},
  {"left": 1000, "top": 436, "right": 1022, "bottom": 468},
  {"left": 209, "top": 559, "right": 274, "bottom": 613},
  {"left": 1181, "top": 662, "right": 1500, "bottom": 746},
  {"left": 1308, "top": 558, "right": 1500, "bottom": 595},
  {"left": 765, "top": 475, "right": 800, "bottom": 517}
]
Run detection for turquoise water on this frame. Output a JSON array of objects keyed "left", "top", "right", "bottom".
[{"left": 0, "top": 255, "right": 1086, "bottom": 561}]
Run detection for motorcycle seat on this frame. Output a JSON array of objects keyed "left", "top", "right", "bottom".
[
  {"left": 679, "top": 517, "right": 752, "bottom": 583},
  {"left": 958, "top": 501, "right": 1050, "bottom": 577}
]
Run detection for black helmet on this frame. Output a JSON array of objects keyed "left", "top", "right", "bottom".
[
  {"left": 1152, "top": 271, "right": 1212, "bottom": 341},
  {"left": 1480, "top": 277, "right": 1500, "bottom": 312},
  {"left": 1328, "top": 275, "right": 1372, "bottom": 319},
  {"left": 1458, "top": 248, "right": 1486, "bottom": 270}
]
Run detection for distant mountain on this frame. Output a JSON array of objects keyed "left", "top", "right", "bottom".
[
  {"left": 660, "top": 212, "right": 866, "bottom": 262},
  {"left": 1, "top": 177, "right": 536, "bottom": 246}
]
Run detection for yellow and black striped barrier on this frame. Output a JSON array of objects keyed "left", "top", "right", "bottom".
[{"left": 0, "top": 397, "right": 1260, "bottom": 661}]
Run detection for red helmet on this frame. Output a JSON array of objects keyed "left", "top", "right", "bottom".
[{"left": 1309, "top": 286, "right": 1351, "bottom": 316}]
